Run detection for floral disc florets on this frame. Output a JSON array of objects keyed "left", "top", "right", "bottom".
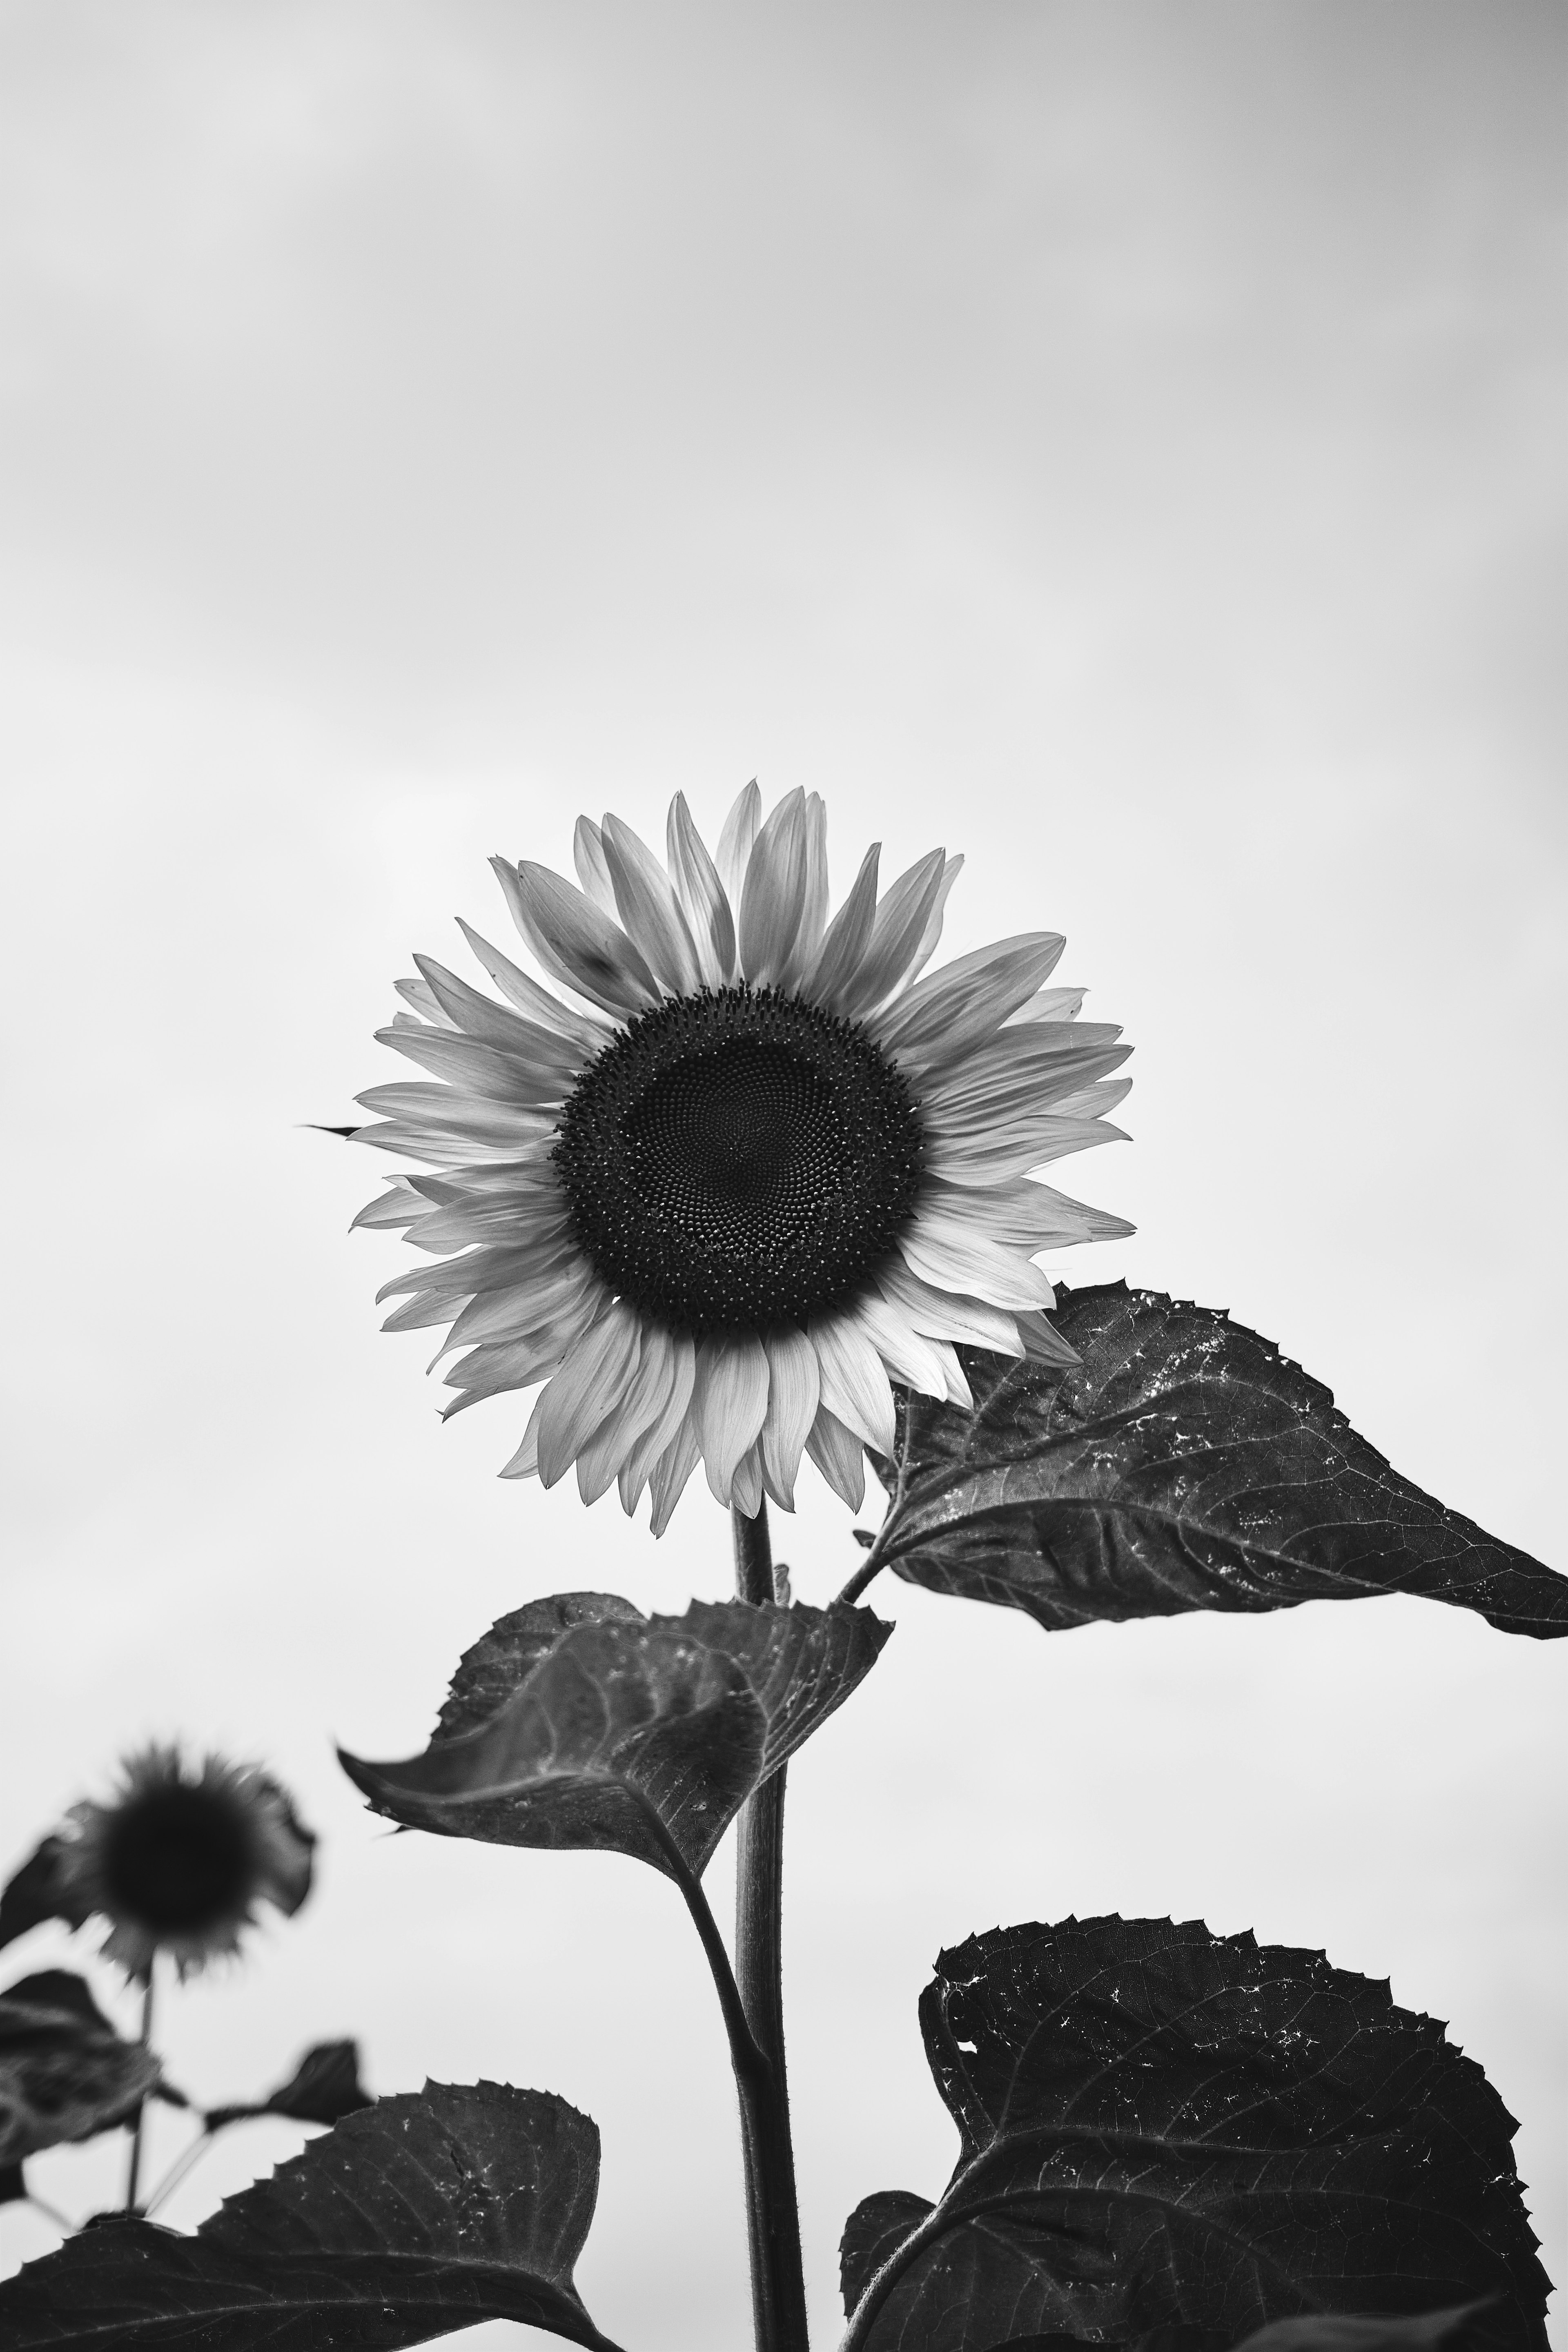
[{"left": 553, "top": 985, "right": 923, "bottom": 1334}]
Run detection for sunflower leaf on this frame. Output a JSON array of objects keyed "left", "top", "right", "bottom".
[
  {"left": 838, "top": 1916, "right": 1550, "bottom": 2352},
  {"left": 0, "top": 2080, "right": 623, "bottom": 2351},
  {"left": 0, "top": 1971, "right": 162, "bottom": 2168},
  {"left": 204, "top": 2038, "right": 372, "bottom": 2134},
  {"left": 0, "top": 1838, "right": 93, "bottom": 1952},
  {"left": 340, "top": 1592, "right": 890, "bottom": 1879},
  {"left": 872, "top": 1283, "right": 1567, "bottom": 1638}
]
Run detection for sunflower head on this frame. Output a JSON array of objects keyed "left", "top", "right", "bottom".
[
  {"left": 354, "top": 784, "right": 1134, "bottom": 1530},
  {"left": 51, "top": 1746, "right": 315, "bottom": 1982}
]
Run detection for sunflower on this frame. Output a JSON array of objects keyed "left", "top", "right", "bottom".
[
  {"left": 50, "top": 1747, "right": 315, "bottom": 1982},
  {"left": 354, "top": 784, "right": 1132, "bottom": 1531}
]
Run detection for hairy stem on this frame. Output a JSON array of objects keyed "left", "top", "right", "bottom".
[
  {"left": 123, "top": 1967, "right": 156, "bottom": 2215},
  {"left": 733, "top": 1500, "right": 811, "bottom": 2352}
]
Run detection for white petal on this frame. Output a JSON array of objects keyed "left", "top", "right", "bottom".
[
  {"left": 534, "top": 1303, "right": 642, "bottom": 1488},
  {"left": 492, "top": 857, "right": 659, "bottom": 1019},
  {"left": 759, "top": 1325, "right": 821, "bottom": 1511},
  {"left": 835, "top": 850, "right": 949, "bottom": 1019},
  {"left": 803, "top": 841, "right": 880, "bottom": 1010},
  {"left": 715, "top": 779, "right": 762, "bottom": 906},
  {"left": 738, "top": 788, "right": 811, "bottom": 987},
  {"left": 414, "top": 956, "right": 588, "bottom": 1075},
  {"left": 804, "top": 1404, "right": 866, "bottom": 1511},
  {"left": 847, "top": 1290, "right": 960, "bottom": 1401},
  {"left": 441, "top": 1334, "right": 570, "bottom": 1416},
  {"left": 809, "top": 1309, "right": 897, "bottom": 1456},
  {"left": 927, "top": 1108, "right": 1131, "bottom": 1181},
  {"left": 874, "top": 1258, "right": 1027, "bottom": 1356},
  {"left": 373, "top": 1023, "right": 572, "bottom": 1108},
  {"left": 394, "top": 974, "right": 454, "bottom": 1026},
  {"left": 649, "top": 1413, "right": 703, "bottom": 1535},
  {"left": 601, "top": 813, "right": 703, "bottom": 996},
  {"left": 922, "top": 1038, "right": 1131, "bottom": 1126},
  {"left": 500, "top": 1401, "right": 544, "bottom": 1481},
  {"left": 1012, "top": 1310, "right": 1081, "bottom": 1370},
  {"left": 666, "top": 791, "right": 737, "bottom": 984},
  {"left": 730, "top": 1441, "right": 765, "bottom": 1519},
  {"left": 873, "top": 934, "right": 1068, "bottom": 1070},
  {"left": 576, "top": 1325, "right": 681, "bottom": 1503},
  {"left": 921, "top": 1173, "right": 1133, "bottom": 1248},
  {"left": 899, "top": 1219, "right": 1057, "bottom": 1310},
  {"left": 774, "top": 793, "right": 829, "bottom": 991},
  {"left": 618, "top": 1334, "right": 698, "bottom": 1512},
  {"left": 573, "top": 817, "right": 620, "bottom": 916},
  {"left": 1004, "top": 986, "right": 1086, "bottom": 1027},
  {"left": 457, "top": 920, "right": 610, "bottom": 1055},
  {"left": 695, "top": 1334, "right": 772, "bottom": 1504},
  {"left": 905, "top": 851, "right": 964, "bottom": 982}
]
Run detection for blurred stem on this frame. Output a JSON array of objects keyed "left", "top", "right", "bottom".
[
  {"left": 123, "top": 1966, "right": 156, "bottom": 2215},
  {"left": 143, "top": 2124, "right": 215, "bottom": 2219},
  {"left": 733, "top": 1500, "right": 811, "bottom": 2352}
]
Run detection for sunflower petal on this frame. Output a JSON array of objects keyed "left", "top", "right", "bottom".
[
  {"left": 760, "top": 1326, "right": 821, "bottom": 1511},
  {"left": 457, "top": 921, "right": 610, "bottom": 1054},
  {"left": 804, "top": 841, "right": 880, "bottom": 1010},
  {"left": 874, "top": 1258, "right": 1027, "bottom": 1356},
  {"left": 775, "top": 793, "right": 830, "bottom": 990},
  {"left": 601, "top": 814, "right": 703, "bottom": 996},
  {"left": 618, "top": 1334, "right": 699, "bottom": 1512},
  {"left": 738, "top": 788, "right": 812, "bottom": 986},
  {"left": 804, "top": 1404, "right": 866, "bottom": 1510},
  {"left": 492, "top": 857, "right": 659, "bottom": 1018},
  {"left": 649, "top": 1414, "right": 703, "bottom": 1535},
  {"left": 835, "top": 849, "right": 949, "bottom": 1018},
  {"left": 715, "top": 779, "right": 762, "bottom": 905},
  {"left": 874, "top": 933, "right": 1068, "bottom": 1068},
  {"left": 575, "top": 1324, "right": 681, "bottom": 1503},
  {"left": 533, "top": 1305, "right": 642, "bottom": 1488},
  {"left": 666, "top": 791, "right": 737, "bottom": 983},
  {"left": 695, "top": 1334, "right": 772, "bottom": 1504},
  {"left": 900, "top": 1219, "right": 1058, "bottom": 1310},
  {"left": 809, "top": 1310, "right": 897, "bottom": 1455},
  {"left": 573, "top": 817, "right": 620, "bottom": 916}
]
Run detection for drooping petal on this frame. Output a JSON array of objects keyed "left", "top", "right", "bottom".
[
  {"left": 804, "top": 1404, "right": 866, "bottom": 1511},
  {"left": 730, "top": 1441, "right": 764, "bottom": 1519},
  {"left": 649, "top": 1413, "right": 703, "bottom": 1535},
  {"left": 666, "top": 791, "right": 737, "bottom": 984},
  {"left": 617, "top": 1333, "right": 698, "bottom": 1513},
  {"left": 1004, "top": 985, "right": 1086, "bottom": 1026},
  {"left": 809, "top": 1308, "right": 897, "bottom": 1456},
  {"left": 372, "top": 1024, "right": 573, "bottom": 1109},
  {"left": 532, "top": 1303, "right": 642, "bottom": 1488},
  {"left": 413, "top": 957, "right": 588, "bottom": 1076},
  {"left": 573, "top": 817, "right": 620, "bottom": 916},
  {"left": 574, "top": 1323, "right": 680, "bottom": 1503},
  {"left": 803, "top": 840, "right": 880, "bottom": 1010},
  {"left": 899, "top": 1218, "right": 1058, "bottom": 1310},
  {"left": 715, "top": 779, "right": 762, "bottom": 905},
  {"left": 874, "top": 1258, "right": 1027, "bottom": 1356},
  {"left": 759, "top": 1325, "right": 821, "bottom": 1511},
  {"left": 601, "top": 813, "right": 703, "bottom": 996},
  {"left": 694, "top": 1334, "right": 771, "bottom": 1504},
  {"left": 905, "top": 851, "right": 963, "bottom": 982},
  {"left": 492, "top": 857, "right": 659, "bottom": 1019},
  {"left": 738, "top": 788, "right": 812, "bottom": 986},
  {"left": 394, "top": 973, "right": 455, "bottom": 1026},
  {"left": 847, "top": 1290, "right": 961, "bottom": 1401},
  {"left": 926, "top": 1105, "right": 1131, "bottom": 1182}
]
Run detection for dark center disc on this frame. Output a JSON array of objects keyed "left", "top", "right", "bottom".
[
  {"left": 101, "top": 1786, "right": 257, "bottom": 1934},
  {"left": 553, "top": 986, "right": 924, "bottom": 1333}
]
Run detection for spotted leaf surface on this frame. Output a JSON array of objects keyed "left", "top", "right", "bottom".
[
  {"left": 873, "top": 1283, "right": 1566, "bottom": 1637},
  {"left": 838, "top": 1917, "right": 1550, "bottom": 2352},
  {"left": 0, "top": 2080, "right": 620, "bottom": 2350},
  {"left": 341, "top": 1592, "right": 889, "bottom": 1878},
  {"left": 0, "top": 1972, "right": 160, "bottom": 2167}
]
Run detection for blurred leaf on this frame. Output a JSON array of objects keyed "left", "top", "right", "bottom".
[
  {"left": 873, "top": 1284, "right": 1567, "bottom": 1638},
  {"left": 839, "top": 1916, "right": 1550, "bottom": 2352},
  {"left": 341, "top": 1591, "right": 889, "bottom": 1879},
  {"left": 1228, "top": 2309, "right": 1499, "bottom": 2352},
  {"left": 205, "top": 2038, "right": 372, "bottom": 2134},
  {"left": 0, "top": 1839, "right": 92, "bottom": 1953},
  {"left": 0, "top": 2080, "right": 623, "bottom": 2350},
  {"left": 0, "top": 1971, "right": 160, "bottom": 2167},
  {"left": 0, "top": 2160, "right": 23, "bottom": 2203}
]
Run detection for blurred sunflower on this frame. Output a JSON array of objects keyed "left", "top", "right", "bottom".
[
  {"left": 47, "top": 1747, "right": 315, "bottom": 1983},
  {"left": 354, "top": 784, "right": 1132, "bottom": 1530}
]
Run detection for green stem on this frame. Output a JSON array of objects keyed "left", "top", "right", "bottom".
[
  {"left": 733, "top": 1500, "right": 811, "bottom": 2352},
  {"left": 123, "top": 1966, "right": 156, "bottom": 2215}
]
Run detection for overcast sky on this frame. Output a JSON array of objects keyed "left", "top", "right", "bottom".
[{"left": 1, "top": 6, "right": 1564, "bottom": 2347}]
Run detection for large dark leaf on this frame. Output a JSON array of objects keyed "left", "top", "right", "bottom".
[
  {"left": 341, "top": 1591, "right": 889, "bottom": 1878},
  {"left": 0, "top": 1971, "right": 160, "bottom": 2166},
  {"left": 204, "top": 2038, "right": 372, "bottom": 2133},
  {"left": 838, "top": 1916, "right": 1550, "bottom": 2352},
  {"left": 0, "top": 1838, "right": 94, "bottom": 1953},
  {"left": 0, "top": 2079, "right": 622, "bottom": 2350},
  {"left": 998, "top": 2305, "right": 1494, "bottom": 2352},
  {"left": 872, "top": 1285, "right": 1566, "bottom": 1638}
]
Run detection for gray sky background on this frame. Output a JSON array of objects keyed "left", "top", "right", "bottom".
[{"left": 1, "top": 6, "right": 1564, "bottom": 2347}]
